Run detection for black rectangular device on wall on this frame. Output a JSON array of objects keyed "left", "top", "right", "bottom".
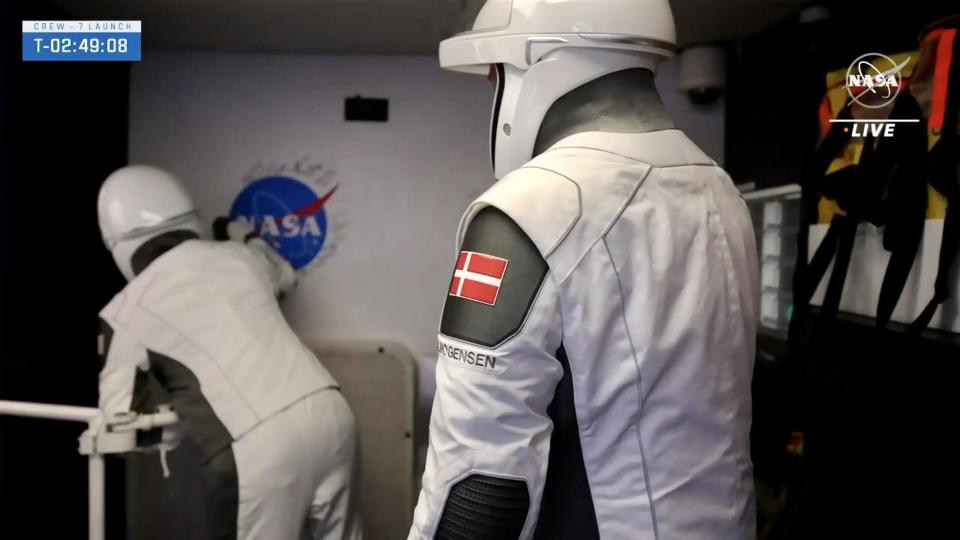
[{"left": 345, "top": 95, "right": 389, "bottom": 122}]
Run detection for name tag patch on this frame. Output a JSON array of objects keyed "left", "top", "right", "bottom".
[{"left": 438, "top": 339, "right": 505, "bottom": 376}]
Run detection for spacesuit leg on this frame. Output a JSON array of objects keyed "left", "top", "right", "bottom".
[
  {"left": 302, "top": 391, "right": 362, "bottom": 540},
  {"left": 233, "top": 399, "right": 319, "bottom": 540},
  {"left": 233, "top": 390, "right": 361, "bottom": 540}
]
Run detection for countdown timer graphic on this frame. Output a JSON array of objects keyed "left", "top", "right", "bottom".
[
  {"left": 22, "top": 20, "right": 141, "bottom": 61},
  {"left": 229, "top": 176, "right": 338, "bottom": 270}
]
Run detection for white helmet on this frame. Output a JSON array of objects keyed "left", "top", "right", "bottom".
[
  {"left": 440, "top": 0, "right": 677, "bottom": 179},
  {"left": 97, "top": 165, "right": 202, "bottom": 280}
]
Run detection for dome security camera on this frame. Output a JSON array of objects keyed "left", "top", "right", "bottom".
[{"left": 678, "top": 45, "right": 727, "bottom": 106}]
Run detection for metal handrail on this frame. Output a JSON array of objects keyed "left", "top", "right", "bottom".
[
  {"left": 0, "top": 400, "right": 102, "bottom": 424},
  {"left": 0, "top": 400, "right": 178, "bottom": 540}
]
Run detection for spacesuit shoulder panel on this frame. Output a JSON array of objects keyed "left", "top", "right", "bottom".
[
  {"left": 441, "top": 206, "right": 548, "bottom": 348},
  {"left": 465, "top": 166, "right": 582, "bottom": 259},
  {"left": 523, "top": 147, "right": 653, "bottom": 282}
]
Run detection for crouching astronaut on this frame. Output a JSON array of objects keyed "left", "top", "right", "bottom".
[
  {"left": 96, "top": 165, "right": 362, "bottom": 540},
  {"left": 411, "top": 1, "right": 759, "bottom": 539}
]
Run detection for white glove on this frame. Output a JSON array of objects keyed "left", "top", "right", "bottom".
[
  {"left": 249, "top": 237, "right": 297, "bottom": 295},
  {"left": 213, "top": 217, "right": 297, "bottom": 295}
]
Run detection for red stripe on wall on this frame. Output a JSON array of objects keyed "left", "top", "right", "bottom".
[
  {"left": 930, "top": 28, "right": 956, "bottom": 131},
  {"left": 818, "top": 97, "right": 833, "bottom": 136}
]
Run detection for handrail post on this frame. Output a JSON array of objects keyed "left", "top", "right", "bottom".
[{"left": 89, "top": 451, "right": 105, "bottom": 540}]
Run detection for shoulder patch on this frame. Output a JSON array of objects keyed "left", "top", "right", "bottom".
[{"left": 441, "top": 206, "right": 548, "bottom": 348}]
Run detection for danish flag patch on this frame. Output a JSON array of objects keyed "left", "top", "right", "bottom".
[{"left": 449, "top": 250, "right": 509, "bottom": 306}]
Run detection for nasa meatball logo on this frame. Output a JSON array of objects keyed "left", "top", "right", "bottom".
[
  {"left": 230, "top": 158, "right": 340, "bottom": 270},
  {"left": 845, "top": 52, "right": 909, "bottom": 109}
]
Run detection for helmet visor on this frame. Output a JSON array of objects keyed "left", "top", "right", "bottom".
[{"left": 105, "top": 210, "right": 200, "bottom": 248}]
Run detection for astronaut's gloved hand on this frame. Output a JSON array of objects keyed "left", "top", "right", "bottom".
[
  {"left": 212, "top": 216, "right": 258, "bottom": 243},
  {"left": 159, "top": 423, "right": 185, "bottom": 451},
  {"left": 261, "top": 243, "right": 297, "bottom": 297},
  {"left": 106, "top": 410, "right": 139, "bottom": 427},
  {"left": 212, "top": 216, "right": 297, "bottom": 296}
]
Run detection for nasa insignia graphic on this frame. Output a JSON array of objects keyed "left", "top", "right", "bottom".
[{"left": 229, "top": 176, "right": 337, "bottom": 270}]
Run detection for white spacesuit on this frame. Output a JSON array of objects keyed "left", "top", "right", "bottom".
[
  {"left": 411, "top": 1, "right": 759, "bottom": 539},
  {"left": 96, "top": 165, "right": 362, "bottom": 540}
]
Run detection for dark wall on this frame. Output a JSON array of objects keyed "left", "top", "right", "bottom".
[
  {"left": 737, "top": 5, "right": 960, "bottom": 539},
  {"left": 1, "top": 1, "right": 129, "bottom": 537},
  {"left": 725, "top": 2, "right": 958, "bottom": 188}
]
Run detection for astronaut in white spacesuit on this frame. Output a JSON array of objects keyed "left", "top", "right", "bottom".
[
  {"left": 96, "top": 165, "right": 361, "bottom": 540},
  {"left": 411, "top": 1, "right": 759, "bottom": 539}
]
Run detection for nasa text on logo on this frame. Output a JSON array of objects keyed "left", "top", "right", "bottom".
[
  {"left": 846, "top": 52, "right": 907, "bottom": 109},
  {"left": 832, "top": 52, "right": 918, "bottom": 138},
  {"left": 230, "top": 176, "right": 337, "bottom": 270}
]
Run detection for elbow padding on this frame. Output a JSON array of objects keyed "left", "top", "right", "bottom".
[{"left": 435, "top": 475, "right": 530, "bottom": 540}]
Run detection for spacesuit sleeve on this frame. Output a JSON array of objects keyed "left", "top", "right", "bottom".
[
  {"left": 409, "top": 206, "right": 564, "bottom": 540},
  {"left": 98, "top": 318, "right": 150, "bottom": 416},
  {"left": 213, "top": 216, "right": 297, "bottom": 295},
  {"left": 247, "top": 237, "right": 297, "bottom": 295}
]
